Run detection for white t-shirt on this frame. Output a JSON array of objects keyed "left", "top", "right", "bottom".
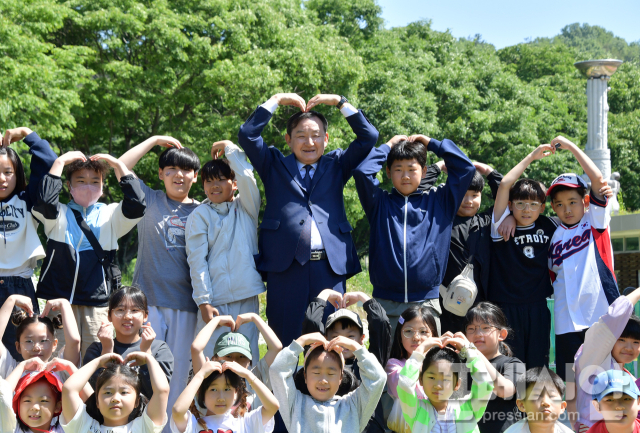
[
  {"left": 170, "top": 408, "right": 274, "bottom": 433},
  {"left": 0, "top": 344, "right": 18, "bottom": 379},
  {"left": 61, "top": 404, "right": 167, "bottom": 433},
  {"left": 0, "top": 378, "right": 64, "bottom": 433}
]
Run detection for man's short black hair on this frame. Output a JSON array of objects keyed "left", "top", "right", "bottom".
[
  {"left": 325, "top": 318, "right": 364, "bottom": 337},
  {"left": 286, "top": 111, "right": 328, "bottom": 136},
  {"left": 468, "top": 171, "right": 485, "bottom": 193},
  {"left": 509, "top": 178, "right": 546, "bottom": 203},
  {"left": 201, "top": 159, "right": 236, "bottom": 184},
  {"left": 517, "top": 366, "right": 565, "bottom": 399},
  {"left": 550, "top": 184, "right": 587, "bottom": 201},
  {"left": 621, "top": 315, "right": 640, "bottom": 341},
  {"left": 387, "top": 141, "right": 428, "bottom": 169},
  {"left": 158, "top": 147, "right": 201, "bottom": 172}
]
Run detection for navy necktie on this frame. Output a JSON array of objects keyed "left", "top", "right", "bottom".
[
  {"left": 303, "top": 164, "right": 313, "bottom": 191},
  {"left": 295, "top": 165, "right": 314, "bottom": 265}
]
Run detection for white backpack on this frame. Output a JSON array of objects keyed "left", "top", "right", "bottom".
[{"left": 439, "top": 262, "right": 478, "bottom": 317}]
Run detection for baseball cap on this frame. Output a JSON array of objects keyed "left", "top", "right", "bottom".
[
  {"left": 546, "top": 173, "right": 589, "bottom": 197},
  {"left": 13, "top": 371, "right": 63, "bottom": 417},
  {"left": 213, "top": 332, "right": 252, "bottom": 361},
  {"left": 325, "top": 309, "right": 363, "bottom": 331},
  {"left": 592, "top": 370, "right": 640, "bottom": 402}
]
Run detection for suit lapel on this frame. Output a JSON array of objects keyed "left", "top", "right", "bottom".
[{"left": 283, "top": 153, "right": 307, "bottom": 192}]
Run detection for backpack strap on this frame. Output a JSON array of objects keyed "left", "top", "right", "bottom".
[{"left": 70, "top": 208, "right": 109, "bottom": 264}]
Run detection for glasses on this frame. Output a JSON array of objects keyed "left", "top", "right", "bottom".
[
  {"left": 465, "top": 325, "right": 497, "bottom": 335},
  {"left": 22, "top": 339, "right": 52, "bottom": 350},
  {"left": 513, "top": 201, "right": 541, "bottom": 211},
  {"left": 112, "top": 308, "right": 144, "bottom": 318},
  {"left": 402, "top": 328, "right": 431, "bottom": 339}
]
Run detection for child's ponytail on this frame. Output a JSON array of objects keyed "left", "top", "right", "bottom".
[
  {"left": 188, "top": 400, "right": 208, "bottom": 429},
  {"left": 231, "top": 377, "right": 249, "bottom": 418}
]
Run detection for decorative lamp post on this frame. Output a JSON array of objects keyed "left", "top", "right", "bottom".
[{"left": 574, "top": 59, "right": 623, "bottom": 214}]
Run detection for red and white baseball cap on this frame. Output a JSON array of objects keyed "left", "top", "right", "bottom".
[
  {"left": 12, "top": 371, "right": 63, "bottom": 418},
  {"left": 546, "top": 173, "right": 589, "bottom": 197}
]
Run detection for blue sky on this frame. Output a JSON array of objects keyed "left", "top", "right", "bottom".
[{"left": 377, "top": 0, "right": 640, "bottom": 49}]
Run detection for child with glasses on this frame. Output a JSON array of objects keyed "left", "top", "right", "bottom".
[
  {"left": 82, "top": 287, "right": 174, "bottom": 399},
  {"left": 459, "top": 302, "right": 525, "bottom": 433},
  {"left": 488, "top": 144, "right": 560, "bottom": 370}
]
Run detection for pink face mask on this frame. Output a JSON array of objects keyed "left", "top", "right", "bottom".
[{"left": 70, "top": 184, "right": 102, "bottom": 208}]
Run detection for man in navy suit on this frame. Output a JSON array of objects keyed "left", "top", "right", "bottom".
[{"left": 238, "top": 93, "right": 379, "bottom": 347}]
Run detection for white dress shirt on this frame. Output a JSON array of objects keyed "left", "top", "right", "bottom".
[{"left": 259, "top": 98, "right": 358, "bottom": 250}]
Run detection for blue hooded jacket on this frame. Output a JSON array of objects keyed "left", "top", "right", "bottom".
[{"left": 353, "top": 139, "right": 475, "bottom": 302}]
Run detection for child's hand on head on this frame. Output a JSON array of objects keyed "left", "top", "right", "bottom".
[
  {"left": 297, "top": 332, "right": 328, "bottom": 348},
  {"left": 153, "top": 136, "right": 182, "bottom": 149},
  {"left": 58, "top": 151, "right": 87, "bottom": 165},
  {"left": 386, "top": 135, "right": 408, "bottom": 148},
  {"left": 442, "top": 333, "right": 470, "bottom": 351},
  {"left": 473, "top": 162, "right": 493, "bottom": 176},
  {"left": 327, "top": 336, "right": 361, "bottom": 353},
  {"left": 2, "top": 127, "right": 32, "bottom": 147},
  {"left": 234, "top": 313, "right": 256, "bottom": 330},
  {"left": 39, "top": 298, "right": 67, "bottom": 317},
  {"left": 97, "top": 353, "right": 124, "bottom": 368},
  {"left": 11, "top": 295, "right": 34, "bottom": 316},
  {"left": 415, "top": 337, "right": 444, "bottom": 355},
  {"left": 211, "top": 140, "right": 233, "bottom": 159},
  {"left": 125, "top": 351, "right": 150, "bottom": 367},
  {"left": 317, "top": 289, "right": 343, "bottom": 309},
  {"left": 140, "top": 322, "right": 156, "bottom": 354},
  {"left": 408, "top": 134, "right": 431, "bottom": 146},
  {"left": 343, "top": 291, "right": 371, "bottom": 308},
  {"left": 221, "top": 361, "right": 251, "bottom": 378},
  {"left": 200, "top": 360, "right": 223, "bottom": 377}
]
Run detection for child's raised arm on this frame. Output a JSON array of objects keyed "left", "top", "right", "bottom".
[
  {"left": 213, "top": 140, "right": 261, "bottom": 222},
  {"left": 90, "top": 154, "right": 133, "bottom": 182},
  {"left": 40, "top": 299, "right": 81, "bottom": 367},
  {"left": 301, "top": 289, "right": 343, "bottom": 336},
  {"left": 190, "top": 315, "right": 236, "bottom": 374},
  {"left": 62, "top": 353, "right": 124, "bottom": 423},
  {"left": 0, "top": 295, "right": 34, "bottom": 360},
  {"left": 172, "top": 360, "right": 222, "bottom": 432},
  {"left": 222, "top": 361, "right": 279, "bottom": 425},
  {"left": 494, "top": 144, "right": 556, "bottom": 221},
  {"left": 118, "top": 136, "right": 182, "bottom": 171},
  {"left": 551, "top": 136, "right": 606, "bottom": 200},
  {"left": 235, "top": 313, "right": 282, "bottom": 367},
  {"left": 124, "top": 352, "right": 170, "bottom": 426}
]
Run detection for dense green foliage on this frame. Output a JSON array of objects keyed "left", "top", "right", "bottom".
[{"left": 2, "top": 0, "right": 639, "bottom": 264}]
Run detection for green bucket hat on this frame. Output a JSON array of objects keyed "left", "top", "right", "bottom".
[{"left": 213, "top": 331, "right": 252, "bottom": 361}]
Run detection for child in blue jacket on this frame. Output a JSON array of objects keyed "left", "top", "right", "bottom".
[{"left": 353, "top": 134, "right": 475, "bottom": 334}]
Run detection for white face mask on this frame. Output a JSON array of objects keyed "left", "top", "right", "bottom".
[{"left": 70, "top": 184, "right": 102, "bottom": 208}]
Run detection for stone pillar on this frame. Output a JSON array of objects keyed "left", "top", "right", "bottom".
[{"left": 585, "top": 76, "right": 611, "bottom": 180}]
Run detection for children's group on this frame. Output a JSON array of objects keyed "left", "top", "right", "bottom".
[{"left": 1, "top": 92, "right": 638, "bottom": 433}]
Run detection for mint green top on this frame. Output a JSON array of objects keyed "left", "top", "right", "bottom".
[{"left": 397, "top": 349, "right": 494, "bottom": 433}]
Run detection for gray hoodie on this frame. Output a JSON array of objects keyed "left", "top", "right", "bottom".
[{"left": 269, "top": 340, "right": 386, "bottom": 433}]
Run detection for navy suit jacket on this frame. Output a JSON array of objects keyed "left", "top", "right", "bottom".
[{"left": 238, "top": 106, "right": 379, "bottom": 277}]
